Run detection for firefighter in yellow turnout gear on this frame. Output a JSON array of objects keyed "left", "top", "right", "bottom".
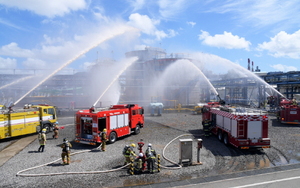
[
  {"left": 52, "top": 122, "right": 59, "bottom": 139},
  {"left": 146, "top": 143, "right": 157, "bottom": 173},
  {"left": 203, "top": 119, "right": 212, "bottom": 137},
  {"left": 38, "top": 129, "right": 47, "bottom": 152},
  {"left": 61, "top": 138, "right": 72, "bottom": 165},
  {"left": 100, "top": 129, "right": 108, "bottom": 151},
  {"left": 123, "top": 143, "right": 137, "bottom": 165}
]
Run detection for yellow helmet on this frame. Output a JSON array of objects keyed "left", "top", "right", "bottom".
[
  {"left": 42, "top": 128, "right": 47, "bottom": 133},
  {"left": 103, "top": 129, "right": 107, "bottom": 132},
  {"left": 130, "top": 143, "right": 136, "bottom": 148}
]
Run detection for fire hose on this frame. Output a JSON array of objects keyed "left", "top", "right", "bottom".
[
  {"left": 159, "top": 133, "right": 195, "bottom": 170},
  {"left": 16, "top": 134, "right": 200, "bottom": 177},
  {"left": 16, "top": 144, "right": 130, "bottom": 177}
]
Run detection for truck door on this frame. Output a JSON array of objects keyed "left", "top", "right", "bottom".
[
  {"left": 211, "top": 114, "right": 216, "bottom": 127},
  {"left": 41, "top": 107, "right": 56, "bottom": 121},
  {"left": 247, "top": 121, "right": 262, "bottom": 143},
  {"left": 98, "top": 117, "right": 106, "bottom": 132},
  {"left": 47, "top": 107, "right": 56, "bottom": 120},
  {"left": 80, "top": 117, "right": 93, "bottom": 139}
]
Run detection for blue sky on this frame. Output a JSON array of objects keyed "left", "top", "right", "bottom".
[{"left": 0, "top": 0, "right": 300, "bottom": 74}]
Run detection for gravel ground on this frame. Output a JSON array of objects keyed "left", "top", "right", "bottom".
[{"left": 1, "top": 112, "right": 300, "bottom": 188}]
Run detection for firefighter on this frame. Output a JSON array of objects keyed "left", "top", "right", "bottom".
[
  {"left": 38, "top": 129, "right": 47, "bottom": 152},
  {"left": 100, "top": 129, "right": 108, "bottom": 151},
  {"left": 145, "top": 143, "right": 156, "bottom": 173},
  {"left": 276, "top": 111, "right": 280, "bottom": 122},
  {"left": 292, "top": 98, "right": 297, "bottom": 105},
  {"left": 52, "top": 122, "right": 59, "bottom": 139},
  {"left": 123, "top": 143, "right": 137, "bottom": 165},
  {"left": 134, "top": 153, "right": 145, "bottom": 174},
  {"left": 61, "top": 138, "right": 72, "bottom": 165},
  {"left": 203, "top": 119, "right": 211, "bottom": 137}
]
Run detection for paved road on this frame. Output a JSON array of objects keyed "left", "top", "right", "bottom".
[
  {"left": 0, "top": 134, "right": 36, "bottom": 167},
  {"left": 1, "top": 115, "right": 300, "bottom": 188},
  {"left": 176, "top": 166, "right": 300, "bottom": 188},
  {"left": 130, "top": 163, "right": 300, "bottom": 188},
  {"left": 0, "top": 117, "right": 74, "bottom": 167}
]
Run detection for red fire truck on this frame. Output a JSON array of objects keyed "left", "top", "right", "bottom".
[
  {"left": 202, "top": 102, "right": 270, "bottom": 149},
  {"left": 75, "top": 104, "right": 144, "bottom": 146},
  {"left": 277, "top": 99, "right": 300, "bottom": 124}
]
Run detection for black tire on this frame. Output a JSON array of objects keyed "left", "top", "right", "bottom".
[
  {"left": 108, "top": 132, "right": 117, "bottom": 144},
  {"left": 43, "top": 124, "right": 51, "bottom": 133},
  {"left": 223, "top": 133, "right": 229, "bottom": 145},
  {"left": 134, "top": 125, "right": 140, "bottom": 135},
  {"left": 218, "top": 130, "right": 223, "bottom": 142}
]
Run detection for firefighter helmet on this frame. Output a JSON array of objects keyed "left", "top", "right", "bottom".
[
  {"left": 103, "top": 129, "right": 107, "bottom": 132},
  {"left": 139, "top": 153, "right": 143, "bottom": 157},
  {"left": 42, "top": 128, "right": 46, "bottom": 133},
  {"left": 130, "top": 143, "right": 136, "bottom": 148},
  {"left": 148, "top": 143, "right": 152, "bottom": 147}
]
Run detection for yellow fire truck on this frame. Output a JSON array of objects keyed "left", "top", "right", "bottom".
[{"left": 0, "top": 104, "right": 57, "bottom": 139}]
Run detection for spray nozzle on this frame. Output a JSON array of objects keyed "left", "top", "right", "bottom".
[
  {"left": 217, "top": 95, "right": 226, "bottom": 105},
  {"left": 89, "top": 106, "right": 95, "bottom": 113}
]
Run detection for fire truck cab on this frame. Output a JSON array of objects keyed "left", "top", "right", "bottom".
[
  {"left": 75, "top": 104, "right": 144, "bottom": 146},
  {"left": 202, "top": 102, "right": 270, "bottom": 149}
]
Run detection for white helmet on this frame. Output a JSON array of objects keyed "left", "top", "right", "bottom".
[
  {"left": 148, "top": 143, "right": 152, "bottom": 147},
  {"left": 139, "top": 153, "right": 143, "bottom": 157}
]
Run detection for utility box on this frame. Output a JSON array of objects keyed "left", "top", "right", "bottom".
[{"left": 179, "top": 138, "right": 193, "bottom": 166}]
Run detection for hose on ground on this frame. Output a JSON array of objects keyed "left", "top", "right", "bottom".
[
  {"left": 159, "top": 134, "right": 194, "bottom": 170},
  {"left": 16, "top": 146, "right": 130, "bottom": 177},
  {"left": 17, "top": 133, "right": 202, "bottom": 176}
]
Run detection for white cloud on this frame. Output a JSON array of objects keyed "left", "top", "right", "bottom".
[
  {"left": 37, "top": 23, "right": 136, "bottom": 62},
  {"left": 257, "top": 30, "right": 300, "bottom": 59},
  {"left": 91, "top": 6, "right": 109, "bottom": 22},
  {"left": 82, "top": 61, "right": 96, "bottom": 71},
  {"left": 0, "top": 18, "right": 27, "bottom": 31},
  {"left": 128, "top": 13, "right": 172, "bottom": 40},
  {"left": 204, "top": 0, "right": 300, "bottom": 29},
  {"left": 187, "top": 21, "right": 196, "bottom": 27},
  {"left": 0, "top": 43, "right": 34, "bottom": 58},
  {"left": 270, "top": 64, "right": 297, "bottom": 72},
  {"left": 198, "top": 30, "right": 251, "bottom": 50},
  {"left": 167, "top": 29, "right": 178, "bottom": 37},
  {"left": 158, "top": 0, "right": 191, "bottom": 19},
  {"left": 0, "top": 0, "right": 87, "bottom": 18},
  {"left": 128, "top": 0, "right": 146, "bottom": 11},
  {"left": 0, "top": 57, "right": 17, "bottom": 68},
  {"left": 0, "top": 21, "right": 137, "bottom": 70},
  {"left": 22, "top": 58, "right": 47, "bottom": 69},
  {"left": 43, "top": 35, "right": 64, "bottom": 45}
]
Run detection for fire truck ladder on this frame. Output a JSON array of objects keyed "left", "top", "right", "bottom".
[{"left": 238, "top": 122, "right": 245, "bottom": 137}]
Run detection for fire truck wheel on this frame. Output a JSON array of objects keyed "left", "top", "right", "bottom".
[
  {"left": 223, "top": 133, "right": 229, "bottom": 145},
  {"left": 108, "top": 132, "right": 117, "bottom": 144},
  {"left": 134, "top": 125, "right": 140, "bottom": 135},
  {"left": 43, "top": 124, "right": 51, "bottom": 133},
  {"left": 217, "top": 130, "right": 223, "bottom": 142}
]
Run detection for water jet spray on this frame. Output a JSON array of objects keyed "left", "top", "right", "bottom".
[
  {"left": 185, "top": 60, "right": 219, "bottom": 96},
  {"left": 0, "top": 75, "right": 35, "bottom": 90},
  {"left": 9, "top": 26, "right": 136, "bottom": 108},
  {"left": 91, "top": 57, "right": 138, "bottom": 109},
  {"left": 185, "top": 60, "right": 225, "bottom": 104}
]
